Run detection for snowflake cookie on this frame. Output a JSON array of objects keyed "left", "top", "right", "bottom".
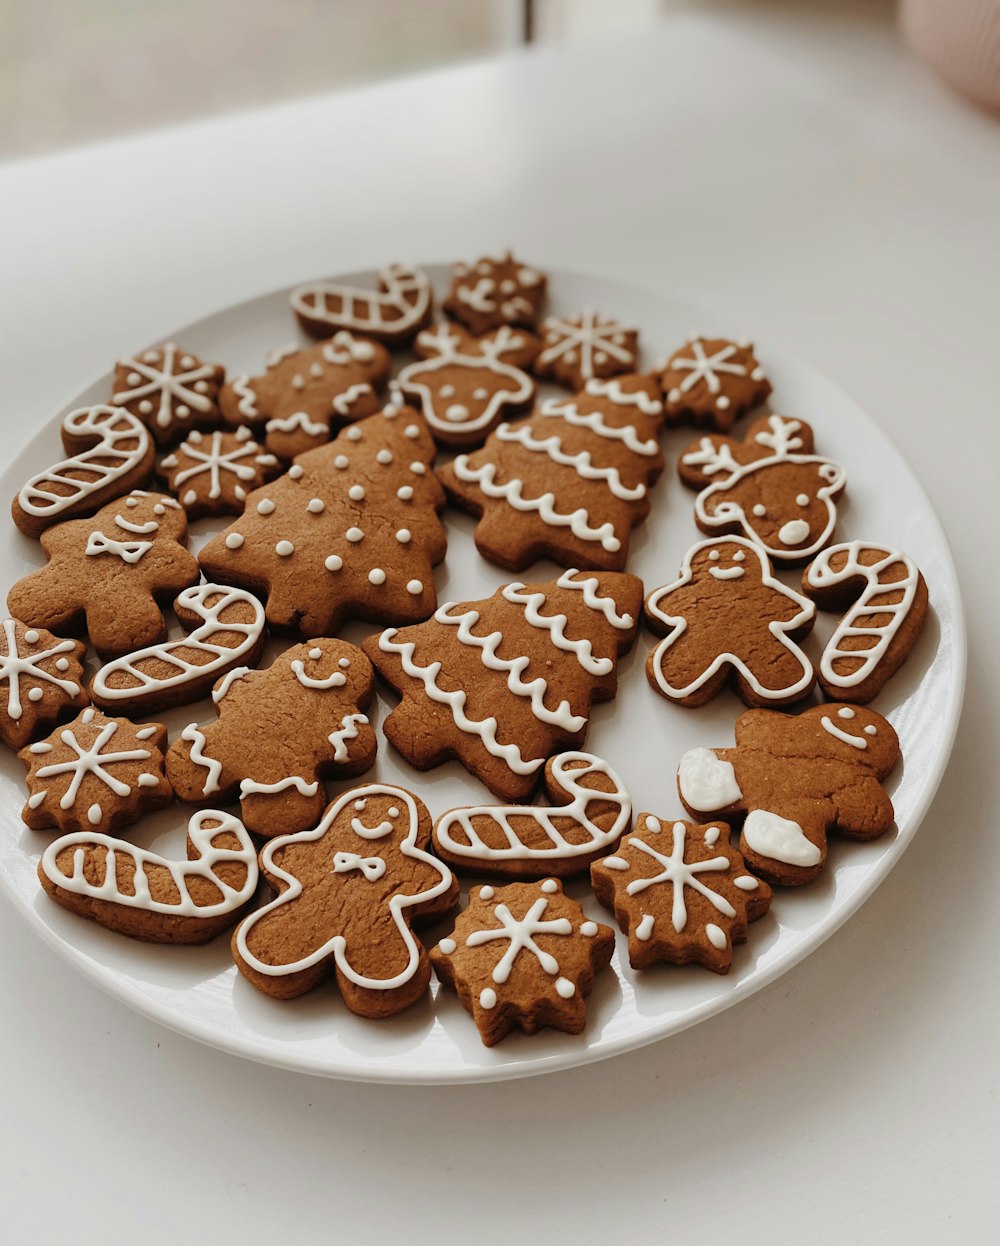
[
  {"left": 659, "top": 336, "right": 770, "bottom": 432},
  {"left": 233, "top": 782, "right": 458, "bottom": 1016},
  {"left": 19, "top": 706, "right": 172, "bottom": 836},
  {"left": 291, "top": 263, "right": 433, "bottom": 344},
  {"left": 591, "top": 817, "right": 772, "bottom": 974},
  {"left": 430, "top": 878, "right": 615, "bottom": 1046},
  {"left": 111, "top": 342, "right": 225, "bottom": 448},
  {"left": 0, "top": 619, "right": 89, "bottom": 751},
  {"left": 533, "top": 308, "right": 639, "bottom": 391},
  {"left": 443, "top": 252, "right": 546, "bottom": 337},
  {"left": 157, "top": 428, "right": 279, "bottom": 518}
]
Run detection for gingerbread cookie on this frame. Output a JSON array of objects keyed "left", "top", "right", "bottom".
[
  {"left": 365, "top": 569, "right": 642, "bottom": 802},
  {"left": 13, "top": 405, "right": 154, "bottom": 538},
  {"left": 434, "top": 752, "right": 631, "bottom": 880},
  {"left": 803, "top": 541, "right": 929, "bottom": 703},
  {"left": 20, "top": 706, "right": 171, "bottom": 836},
  {"left": 439, "top": 375, "right": 665, "bottom": 573},
  {"left": 534, "top": 309, "right": 639, "bottom": 391},
  {"left": 91, "top": 583, "right": 266, "bottom": 715},
  {"left": 219, "top": 333, "right": 391, "bottom": 460},
  {"left": 396, "top": 322, "right": 538, "bottom": 448},
  {"left": 591, "top": 817, "right": 771, "bottom": 974},
  {"left": 157, "top": 428, "right": 279, "bottom": 518},
  {"left": 0, "top": 619, "right": 89, "bottom": 750},
  {"left": 430, "top": 878, "right": 615, "bottom": 1046},
  {"left": 39, "top": 809, "right": 258, "bottom": 944},
  {"left": 7, "top": 491, "right": 199, "bottom": 659},
  {"left": 676, "top": 704, "right": 901, "bottom": 886},
  {"left": 291, "top": 263, "right": 433, "bottom": 344},
  {"left": 443, "top": 252, "right": 545, "bottom": 336},
  {"left": 167, "top": 639, "right": 376, "bottom": 839},
  {"left": 111, "top": 343, "right": 225, "bottom": 448},
  {"left": 644, "top": 536, "right": 816, "bottom": 708},
  {"left": 199, "top": 405, "right": 447, "bottom": 637},
  {"left": 233, "top": 783, "right": 457, "bottom": 1015},
  {"left": 659, "top": 336, "right": 770, "bottom": 431}
]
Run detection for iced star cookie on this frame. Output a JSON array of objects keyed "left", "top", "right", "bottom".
[
  {"left": 644, "top": 536, "right": 816, "bottom": 708},
  {"left": 111, "top": 343, "right": 225, "bottom": 448},
  {"left": 157, "top": 428, "right": 279, "bottom": 518},
  {"left": 659, "top": 336, "right": 770, "bottom": 431},
  {"left": 534, "top": 308, "right": 639, "bottom": 391},
  {"left": 676, "top": 704, "right": 901, "bottom": 886},
  {"left": 0, "top": 619, "right": 89, "bottom": 750},
  {"left": 291, "top": 263, "right": 433, "bottom": 344},
  {"left": 19, "top": 706, "right": 172, "bottom": 836},
  {"left": 443, "top": 252, "right": 546, "bottom": 336},
  {"left": 233, "top": 782, "right": 458, "bottom": 1016},
  {"left": 591, "top": 817, "right": 771, "bottom": 974},
  {"left": 431, "top": 878, "right": 615, "bottom": 1046}
]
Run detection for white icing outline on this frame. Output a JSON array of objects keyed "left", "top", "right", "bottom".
[
  {"left": 328, "top": 712, "right": 369, "bottom": 762},
  {"left": 180, "top": 723, "right": 223, "bottom": 795}
]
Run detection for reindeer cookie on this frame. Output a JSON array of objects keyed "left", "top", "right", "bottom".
[
  {"left": 7, "top": 491, "right": 199, "bottom": 659},
  {"left": 443, "top": 252, "right": 546, "bottom": 336},
  {"left": 291, "top": 263, "right": 433, "bottom": 344},
  {"left": 534, "top": 308, "right": 639, "bottom": 391},
  {"left": 111, "top": 343, "right": 225, "bottom": 448},
  {"left": 431, "top": 879, "right": 615, "bottom": 1046},
  {"left": 659, "top": 336, "right": 771, "bottom": 431},
  {"left": 396, "top": 321, "right": 539, "bottom": 448},
  {"left": 166, "top": 639, "right": 377, "bottom": 839},
  {"left": 233, "top": 783, "right": 458, "bottom": 1016},
  {"left": 0, "top": 619, "right": 89, "bottom": 750},
  {"left": 676, "top": 704, "right": 901, "bottom": 886},
  {"left": 157, "top": 428, "right": 279, "bottom": 517},
  {"left": 679, "top": 414, "right": 846, "bottom": 564},
  {"left": 644, "top": 536, "right": 816, "bottom": 708}
]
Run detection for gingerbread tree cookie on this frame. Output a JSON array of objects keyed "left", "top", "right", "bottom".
[
  {"left": 364, "top": 569, "right": 642, "bottom": 802},
  {"left": 659, "top": 336, "right": 770, "bottom": 431},
  {"left": 198, "top": 405, "right": 447, "bottom": 637},
  {"left": 644, "top": 536, "right": 816, "bottom": 708},
  {"left": 7, "top": 490, "right": 199, "bottom": 659},
  {"left": 591, "top": 817, "right": 772, "bottom": 974},
  {"left": 19, "top": 706, "right": 172, "bottom": 836},
  {"left": 111, "top": 342, "right": 225, "bottom": 448},
  {"left": 439, "top": 375, "right": 665, "bottom": 573},
  {"left": 233, "top": 782, "right": 458, "bottom": 1016},
  {"left": 219, "top": 332, "right": 390, "bottom": 460},
  {"left": 291, "top": 263, "right": 433, "bottom": 344},
  {"left": 0, "top": 619, "right": 89, "bottom": 750},
  {"left": 431, "top": 878, "right": 615, "bottom": 1046},
  {"left": 157, "top": 428, "right": 279, "bottom": 518},
  {"left": 676, "top": 704, "right": 901, "bottom": 886},
  {"left": 443, "top": 252, "right": 546, "bottom": 336},
  {"left": 166, "top": 638, "right": 377, "bottom": 839},
  {"left": 534, "top": 308, "right": 639, "bottom": 391}
]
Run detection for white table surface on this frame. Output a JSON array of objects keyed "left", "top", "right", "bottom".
[{"left": 2, "top": 7, "right": 997, "bottom": 1241}]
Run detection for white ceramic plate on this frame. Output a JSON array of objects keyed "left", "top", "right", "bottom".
[{"left": 0, "top": 266, "right": 965, "bottom": 1084}]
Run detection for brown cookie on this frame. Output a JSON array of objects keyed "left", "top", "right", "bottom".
[
  {"left": 659, "top": 336, "right": 771, "bottom": 431},
  {"left": 364, "top": 569, "right": 642, "bottom": 802},
  {"left": 676, "top": 704, "right": 901, "bottom": 886},
  {"left": 430, "top": 878, "right": 615, "bottom": 1046},
  {"left": 438, "top": 374, "right": 665, "bottom": 573},
  {"left": 91, "top": 583, "right": 267, "bottom": 715},
  {"left": 166, "top": 639, "right": 377, "bottom": 839},
  {"left": 644, "top": 536, "right": 816, "bottom": 708},
  {"left": 433, "top": 752, "right": 632, "bottom": 880},
  {"left": 803, "top": 541, "right": 929, "bottom": 703},
  {"left": 534, "top": 309, "right": 639, "bottom": 391},
  {"left": 38, "top": 809, "right": 258, "bottom": 944},
  {"left": 19, "top": 706, "right": 172, "bottom": 836},
  {"left": 7, "top": 491, "right": 199, "bottom": 659},
  {"left": 232, "top": 782, "right": 458, "bottom": 1016},
  {"left": 13, "top": 405, "right": 155, "bottom": 538},
  {"left": 0, "top": 619, "right": 89, "bottom": 750},
  {"left": 591, "top": 817, "right": 771, "bottom": 974},
  {"left": 157, "top": 428, "right": 279, "bottom": 518},
  {"left": 290, "top": 263, "right": 433, "bottom": 344},
  {"left": 198, "top": 405, "right": 447, "bottom": 637},
  {"left": 110, "top": 342, "right": 225, "bottom": 448},
  {"left": 443, "top": 252, "right": 546, "bottom": 336}
]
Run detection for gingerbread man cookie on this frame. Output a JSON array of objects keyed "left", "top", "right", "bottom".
[
  {"left": 443, "top": 252, "right": 546, "bottom": 336},
  {"left": 233, "top": 783, "right": 458, "bottom": 1016},
  {"left": 111, "top": 342, "right": 225, "bottom": 448},
  {"left": 431, "top": 879, "right": 615, "bottom": 1046},
  {"left": 659, "top": 336, "right": 771, "bottom": 431},
  {"left": 291, "top": 263, "right": 433, "bottom": 344},
  {"left": 676, "top": 704, "right": 901, "bottom": 886},
  {"left": 644, "top": 536, "right": 816, "bottom": 708},
  {"left": 0, "top": 619, "right": 89, "bottom": 751},
  {"left": 534, "top": 308, "right": 639, "bottom": 391},
  {"left": 157, "top": 428, "right": 279, "bottom": 518}
]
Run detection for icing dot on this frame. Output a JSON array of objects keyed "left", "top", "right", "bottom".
[
  {"left": 307, "top": 498, "right": 325, "bottom": 514},
  {"left": 288, "top": 464, "right": 304, "bottom": 479},
  {"left": 139, "top": 400, "right": 153, "bottom": 414},
  {"left": 479, "top": 988, "right": 497, "bottom": 1010},
  {"left": 348, "top": 485, "right": 365, "bottom": 501},
  {"left": 368, "top": 568, "right": 386, "bottom": 585},
  {"left": 751, "top": 367, "right": 766, "bottom": 381},
  {"left": 28, "top": 688, "right": 43, "bottom": 703},
  {"left": 183, "top": 490, "right": 197, "bottom": 506},
  {"left": 257, "top": 498, "right": 275, "bottom": 515},
  {"left": 180, "top": 355, "right": 195, "bottom": 368},
  {"left": 410, "top": 462, "right": 426, "bottom": 475},
  {"left": 473, "top": 387, "right": 488, "bottom": 400},
  {"left": 309, "top": 647, "right": 322, "bottom": 660},
  {"left": 388, "top": 806, "right": 399, "bottom": 817},
  {"left": 704, "top": 826, "right": 720, "bottom": 846},
  {"left": 24, "top": 630, "right": 40, "bottom": 644},
  {"left": 126, "top": 371, "right": 141, "bottom": 385},
  {"left": 716, "top": 396, "right": 731, "bottom": 410},
  {"left": 55, "top": 658, "right": 70, "bottom": 672},
  {"left": 338, "top": 658, "right": 350, "bottom": 668},
  {"left": 406, "top": 579, "right": 423, "bottom": 595},
  {"left": 325, "top": 555, "right": 343, "bottom": 571},
  {"left": 395, "top": 529, "right": 411, "bottom": 544},
  {"left": 137, "top": 774, "right": 160, "bottom": 788},
  {"left": 581, "top": 921, "right": 598, "bottom": 936},
  {"left": 397, "top": 485, "right": 413, "bottom": 500},
  {"left": 644, "top": 815, "right": 661, "bottom": 834},
  {"left": 346, "top": 426, "right": 363, "bottom": 441},
  {"left": 382, "top": 404, "right": 399, "bottom": 418},
  {"left": 733, "top": 550, "right": 746, "bottom": 561},
  {"left": 540, "top": 879, "right": 558, "bottom": 894},
  {"left": 354, "top": 799, "right": 366, "bottom": 810},
  {"left": 708, "top": 549, "right": 720, "bottom": 561},
  {"left": 438, "top": 938, "right": 457, "bottom": 955},
  {"left": 555, "top": 977, "right": 575, "bottom": 999},
  {"left": 706, "top": 923, "right": 727, "bottom": 950},
  {"left": 404, "top": 425, "right": 421, "bottom": 439},
  {"left": 225, "top": 533, "right": 244, "bottom": 550},
  {"left": 668, "top": 388, "right": 682, "bottom": 402},
  {"left": 439, "top": 384, "right": 456, "bottom": 399},
  {"left": 796, "top": 494, "right": 810, "bottom": 506},
  {"left": 194, "top": 380, "right": 209, "bottom": 393},
  {"left": 346, "top": 527, "right": 364, "bottom": 543},
  {"left": 753, "top": 504, "right": 767, "bottom": 517},
  {"left": 334, "top": 455, "right": 349, "bottom": 469},
  {"left": 479, "top": 885, "right": 495, "bottom": 901},
  {"left": 275, "top": 540, "right": 294, "bottom": 556},
  {"left": 864, "top": 725, "right": 877, "bottom": 735},
  {"left": 594, "top": 351, "right": 607, "bottom": 365},
  {"left": 176, "top": 404, "right": 190, "bottom": 417},
  {"left": 377, "top": 449, "right": 393, "bottom": 464},
  {"left": 134, "top": 725, "right": 155, "bottom": 739},
  {"left": 445, "top": 405, "right": 469, "bottom": 424},
  {"left": 153, "top": 504, "right": 165, "bottom": 516},
  {"left": 734, "top": 876, "right": 759, "bottom": 891},
  {"left": 125, "top": 497, "right": 139, "bottom": 508},
  {"left": 87, "top": 804, "right": 102, "bottom": 825}
]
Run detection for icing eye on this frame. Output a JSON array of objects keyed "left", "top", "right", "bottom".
[
  {"left": 864, "top": 725, "right": 877, "bottom": 735},
  {"left": 388, "top": 806, "right": 399, "bottom": 818},
  {"left": 796, "top": 493, "right": 810, "bottom": 506},
  {"left": 838, "top": 707, "right": 855, "bottom": 719},
  {"left": 732, "top": 550, "right": 746, "bottom": 562},
  {"left": 708, "top": 549, "right": 720, "bottom": 561},
  {"left": 752, "top": 504, "right": 767, "bottom": 518},
  {"left": 354, "top": 799, "right": 366, "bottom": 811}
]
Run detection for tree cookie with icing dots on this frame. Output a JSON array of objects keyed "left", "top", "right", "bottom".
[
  {"left": 198, "top": 405, "right": 447, "bottom": 637},
  {"left": 291, "top": 263, "right": 433, "bottom": 344},
  {"left": 219, "top": 332, "right": 390, "bottom": 461},
  {"left": 111, "top": 343, "right": 225, "bottom": 448},
  {"left": 430, "top": 878, "right": 615, "bottom": 1046},
  {"left": 157, "top": 428, "right": 279, "bottom": 518},
  {"left": 644, "top": 535, "right": 816, "bottom": 708},
  {"left": 533, "top": 308, "right": 639, "bottom": 391},
  {"left": 364, "top": 569, "right": 642, "bottom": 803},
  {"left": 7, "top": 491, "right": 199, "bottom": 659},
  {"left": 0, "top": 619, "right": 89, "bottom": 750},
  {"left": 591, "top": 817, "right": 772, "bottom": 974},
  {"left": 659, "top": 336, "right": 771, "bottom": 432},
  {"left": 676, "top": 704, "right": 901, "bottom": 886},
  {"left": 443, "top": 252, "right": 546, "bottom": 337},
  {"left": 438, "top": 374, "right": 665, "bottom": 573},
  {"left": 166, "top": 638, "right": 377, "bottom": 839},
  {"left": 19, "top": 706, "right": 172, "bottom": 836},
  {"left": 396, "top": 321, "right": 539, "bottom": 449},
  {"left": 233, "top": 782, "right": 458, "bottom": 1016}
]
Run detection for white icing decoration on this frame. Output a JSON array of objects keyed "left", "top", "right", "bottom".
[
  {"left": 706, "top": 923, "right": 727, "bottom": 949},
  {"left": 635, "top": 914, "right": 655, "bottom": 941},
  {"left": 332, "top": 382, "right": 375, "bottom": 416},
  {"left": 624, "top": 821, "right": 736, "bottom": 933},
  {"left": 479, "top": 988, "right": 497, "bottom": 1009},
  {"left": 239, "top": 775, "right": 319, "bottom": 798},
  {"left": 584, "top": 377, "right": 662, "bottom": 415},
  {"left": 539, "top": 396, "right": 659, "bottom": 456},
  {"left": 820, "top": 713, "right": 869, "bottom": 749},
  {"left": 406, "top": 579, "right": 423, "bottom": 595},
  {"left": 328, "top": 713, "right": 369, "bottom": 762},
  {"left": 0, "top": 620, "right": 80, "bottom": 721},
  {"left": 556, "top": 568, "right": 634, "bottom": 629},
  {"left": 290, "top": 265, "right": 431, "bottom": 339},
  {"left": 111, "top": 342, "right": 216, "bottom": 431},
  {"left": 743, "top": 809, "right": 822, "bottom": 867},
  {"left": 467, "top": 894, "right": 573, "bottom": 983},
  {"left": 666, "top": 339, "right": 747, "bottom": 396},
  {"left": 212, "top": 666, "right": 251, "bottom": 703},
  {"left": 168, "top": 430, "right": 267, "bottom": 500},
  {"left": 537, "top": 308, "right": 636, "bottom": 379},
  {"left": 438, "top": 937, "right": 457, "bottom": 954},
  {"left": 290, "top": 653, "right": 347, "bottom": 689},
  {"left": 678, "top": 747, "right": 743, "bottom": 811},
  {"left": 84, "top": 531, "right": 154, "bottom": 563},
  {"left": 229, "top": 375, "right": 259, "bottom": 420},
  {"left": 266, "top": 411, "right": 327, "bottom": 438},
  {"left": 180, "top": 723, "right": 223, "bottom": 795},
  {"left": 34, "top": 717, "right": 154, "bottom": 810},
  {"left": 332, "top": 850, "right": 386, "bottom": 881},
  {"left": 494, "top": 423, "right": 646, "bottom": 500}
]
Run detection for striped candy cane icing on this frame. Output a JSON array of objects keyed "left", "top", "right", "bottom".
[{"left": 291, "top": 263, "right": 431, "bottom": 338}]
